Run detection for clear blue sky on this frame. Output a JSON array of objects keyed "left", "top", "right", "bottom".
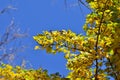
[{"left": 0, "top": 0, "right": 89, "bottom": 76}]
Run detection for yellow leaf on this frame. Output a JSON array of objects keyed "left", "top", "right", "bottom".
[{"left": 34, "top": 46, "right": 40, "bottom": 50}]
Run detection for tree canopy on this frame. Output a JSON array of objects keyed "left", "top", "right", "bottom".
[
  {"left": 0, "top": 0, "right": 120, "bottom": 80},
  {"left": 34, "top": 0, "right": 120, "bottom": 79}
]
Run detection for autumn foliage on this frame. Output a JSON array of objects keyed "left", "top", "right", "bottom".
[
  {"left": 1, "top": 0, "right": 120, "bottom": 80},
  {"left": 34, "top": 0, "right": 120, "bottom": 80},
  {"left": 0, "top": 63, "right": 67, "bottom": 80}
]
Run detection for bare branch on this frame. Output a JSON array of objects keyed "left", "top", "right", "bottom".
[
  {"left": 0, "top": 19, "right": 28, "bottom": 63},
  {"left": 0, "top": 5, "right": 17, "bottom": 15}
]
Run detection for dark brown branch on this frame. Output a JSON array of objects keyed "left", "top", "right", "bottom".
[
  {"left": 107, "top": 58, "right": 118, "bottom": 80},
  {"left": 78, "top": 0, "right": 92, "bottom": 11},
  {"left": 94, "top": 13, "right": 103, "bottom": 80},
  {"left": 94, "top": 0, "right": 109, "bottom": 79}
]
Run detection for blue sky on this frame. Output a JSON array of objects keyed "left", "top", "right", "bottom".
[{"left": 0, "top": 0, "right": 89, "bottom": 76}]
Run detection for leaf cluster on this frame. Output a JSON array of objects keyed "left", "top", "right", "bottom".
[{"left": 33, "top": 0, "right": 120, "bottom": 79}]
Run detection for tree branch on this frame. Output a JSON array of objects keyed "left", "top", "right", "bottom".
[
  {"left": 94, "top": 0, "right": 108, "bottom": 79},
  {"left": 107, "top": 58, "right": 118, "bottom": 80}
]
